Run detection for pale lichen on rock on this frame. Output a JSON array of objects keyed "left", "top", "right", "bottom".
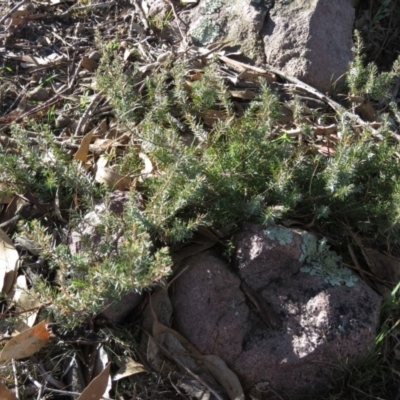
[
  {"left": 189, "top": 16, "right": 221, "bottom": 45},
  {"left": 203, "top": 0, "right": 224, "bottom": 14},
  {"left": 299, "top": 231, "right": 358, "bottom": 287},
  {"left": 265, "top": 224, "right": 294, "bottom": 245}
]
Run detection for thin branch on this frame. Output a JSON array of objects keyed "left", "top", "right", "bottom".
[
  {"left": 142, "top": 330, "right": 225, "bottom": 400},
  {"left": 0, "top": 0, "right": 29, "bottom": 25},
  {"left": 12, "top": 359, "right": 19, "bottom": 399},
  {"left": 28, "top": 375, "right": 113, "bottom": 400},
  {"left": 74, "top": 92, "right": 103, "bottom": 136},
  {"left": 219, "top": 55, "right": 394, "bottom": 141}
]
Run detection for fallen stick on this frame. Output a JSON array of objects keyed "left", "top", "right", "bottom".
[
  {"left": 219, "top": 56, "right": 390, "bottom": 141},
  {"left": 0, "top": 0, "right": 28, "bottom": 25}
]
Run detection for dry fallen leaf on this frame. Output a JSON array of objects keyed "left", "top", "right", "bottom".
[
  {"left": 95, "top": 166, "right": 133, "bottom": 191},
  {"left": 362, "top": 248, "right": 400, "bottom": 293},
  {"left": 11, "top": 275, "right": 40, "bottom": 332},
  {"left": 142, "top": 288, "right": 174, "bottom": 370},
  {"left": 201, "top": 355, "right": 245, "bottom": 400},
  {"left": 0, "top": 382, "right": 17, "bottom": 400},
  {"left": 95, "top": 156, "right": 133, "bottom": 191},
  {"left": 139, "top": 63, "right": 159, "bottom": 73},
  {"left": 313, "top": 124, "right": 337, "bottom": 137},
  {"left": 139, "top": 152, "right": 153, "bottom": 179},
  {"left": 0, "top": 196, "right": 28, "bottom": 232},
  {"left": 157, "top": 51, "right": 172, "bottom": 63},
  {"left": 74, "top": 129, "right": 94, "bottom": 163},
  {"left": 17, "top": 53, "right": 64, "bottom": 68},
  {"left": 92, "top": 138, "right": 114, "bottom": 152},
  {"left": 146, "top": 334, "right": 174, "bottom": 374},
  {"left": 151, "top": 320, "right": 231, "bottom": 400},
  {"left": 314, "top": 144, "right": 335, "bottom": 156},
  {"left": 0, "top": 320, "right": 50, "bottom": 361},
  {"left": 77, "top": 363, "right": 111, "bottom": 400},
  {"left": 237, "top": 69, "right": 275, "bottom": 83},
  {"left": 0, "top": 228, "right": 19, "bottom": 294},
  {"left": 153, "top": 321, "right": 200, "bottom": 371},
  {"left": 91, "top": 346, "right": 112, "bottom": 397},
  {"left": 152, "top": 318, "right": 203, "bottom": 360},
  {"left": 124, "top": 48, "right": 135, "bottom": 61},
  {"left": 149, "top": 291, "right": 244, "bottom": 400},
  {"left": 113, "top": 356, "right": 148, "bottom": 380},
  {"left": 200, "top": 110, "right": 226, "bottom": 127}
]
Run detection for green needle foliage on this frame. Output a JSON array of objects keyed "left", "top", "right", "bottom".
[
  {"left": 2, "top": 33, "right": 400, "bottom": 328},
  {"left": 17, "top": 204, "right": 171, "bottom": 328},
  {"left": 96, "top": 42, "right": 400, "bottom": 249},
  {"left": 347, "top": 30, "right": 399, "bottom": 101},
  {"left": 0, "top": 124, "right": 102, "bottom": 206}
]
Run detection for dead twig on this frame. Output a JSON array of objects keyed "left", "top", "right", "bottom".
[
  {"left": 165, "top": 0, "right": 187, "bottom": 44},
  {"left": 142, "top": 330, "right": 225, "bottom": 400},
  {"left": 74, "top": 92, "right": 103, "bottom": 136},
  {"left": 0, "top": 215, "right": 21, "bottom": 229},
  {"left": 0, "top": 0, "right": 29, "bottom": 26},
  {"left": 12, "top": 359, "right": 19, "bottom": 399},
  {"left": 185, "top": 41, "right": 231, "bottom": 63},
  {"left": 60, "top": 1, "right": 116, "bottom": 17},
  {"left": 219, "top": 56, "right": 394, "bottom": 141},
  {"left": 28, "top": 375, "right": 113, "bottom": 400},
  {"left": 131, "top": 0, "right": 149, "bottom": 31},
  {"left": 0, "top": 87, "right": 68, "bottom": 133},
  {"left": 0, "top": 302, "right": 52, "bottom": 318}
]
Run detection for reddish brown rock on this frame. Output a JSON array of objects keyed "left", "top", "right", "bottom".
[
  {"left": 99, "top": 290, "right": 142, "bottom": 323},
  {"left": 172, "top": 252, "right": 248, "bottom": 358},
  {"left": 171, "top": 224, "right": 382, "bottom": 396}
]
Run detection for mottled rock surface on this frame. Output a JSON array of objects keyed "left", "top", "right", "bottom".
[
  {"left": 263, "top": 0, "right": 355, "bottom": 93},
  {"left": 185, "top": 0, "right": 269, "bottom": 62},
  {"left": 185, "top": 0, "right": 355, "bottom": 92},
  {"left": 171, "top": 224, "right": 382, "bottom": 395},
  {"left": 172, "top": 252, "right": 248, "bottom": 359}
]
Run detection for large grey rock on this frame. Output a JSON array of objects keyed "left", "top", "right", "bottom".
[
  {"left": 186, "top": 0, "right": 269, "bottom": 62},
  {"left": 171, "top": 224, "right": 382, "bottom": 396},
  {"left": 263, "top": 0, "right": 355, "bottom": 93},
  {"left": 184, "top": 0, "right": 355, "bottom": 93}
]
